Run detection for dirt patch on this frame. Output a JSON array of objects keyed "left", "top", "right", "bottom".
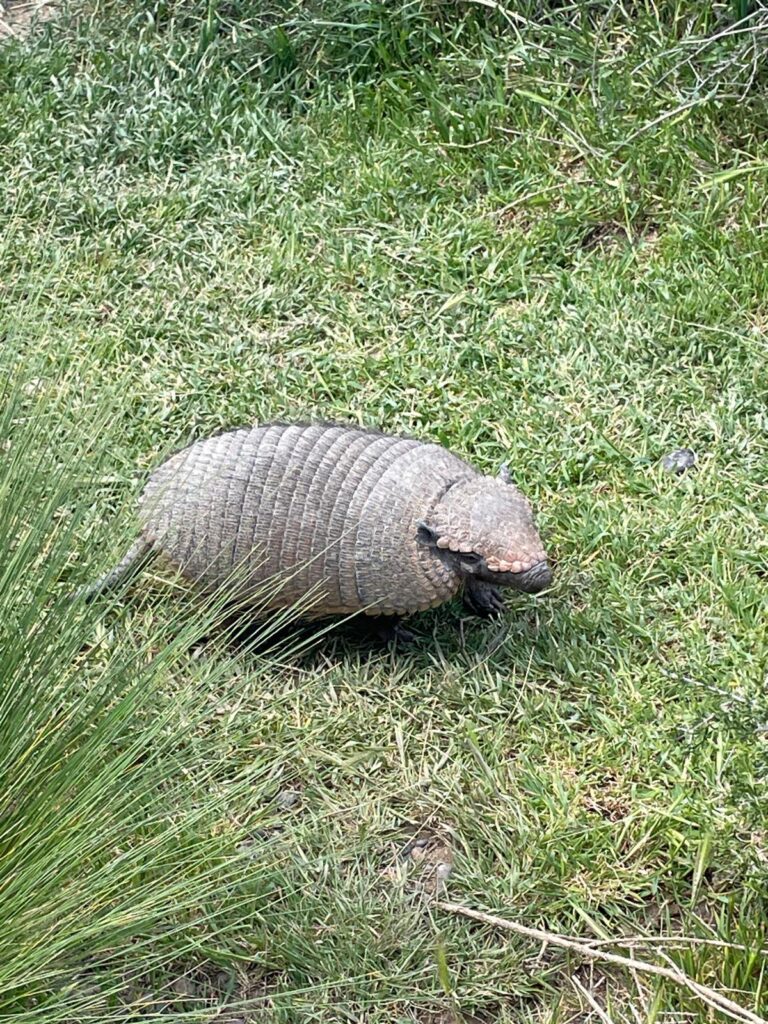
[
  {"left": 582, "top": 771, "right": 631, "bottom": 823},
  {"left": 116, "top": 963, "right": 284, "bottom": 1021},
  {"left": 494, "top": 203, "right": 534, "bottom": 237},
  {"left": 408, "top": 1009, "right": 486, "bottom": 1024},
  {"left": 0, "top": 0, "right": 57, "bottom": 39},
  {"left": 380, "top": 826, "right": 455, "bottom": 894},
  {"left": 580, "top": 218, "right": 660, "bottom": 254},
  {"left": 580, "top": 220, "right": 630, "bottom": 252}
]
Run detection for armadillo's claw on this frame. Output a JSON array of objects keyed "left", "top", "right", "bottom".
[{"left": 463, "top": 579, "right": 506, "bottom": 619}]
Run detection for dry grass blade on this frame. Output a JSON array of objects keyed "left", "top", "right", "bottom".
[
  {"left": 570, "top": 974, "right": 616, "bottom": 1024},
  {"left": 437, "top": 902, "right": 768, "bottom": 1024}
]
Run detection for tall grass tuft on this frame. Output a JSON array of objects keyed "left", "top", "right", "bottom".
[{"left": 0, "top": 353, "right": 304, "bottom": 1020}]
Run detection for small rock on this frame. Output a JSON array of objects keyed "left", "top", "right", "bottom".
[
  {"left": 171, "top": 976, "right": 196, "bottom": 999},
  {"left": 214, "top": 970, "right": 234, "bottom": 992},
  {"left": 400, "top": 835, "right": 430, "bottom": 860},
  {"left": 276, "top": 789, "right": 300, "bottom": 811},
  {"left": 237, "top": 836, "right": 263, "bottom": 859},
  {"left": 662, "top": 448, "right": 697, "bottom": 475},
  {"left": 435, "top": 861, "right": 453, "bottom": 883}
]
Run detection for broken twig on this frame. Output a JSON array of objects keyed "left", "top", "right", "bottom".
[{"left": 437, "top": 901, "right": 767, "bottom": 1024}]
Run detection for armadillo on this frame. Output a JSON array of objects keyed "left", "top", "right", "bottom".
[{"left": 79, "top": 422, "right": 552, "bottom": 636}]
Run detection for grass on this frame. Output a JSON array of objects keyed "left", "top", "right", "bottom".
[{"left": 1, "top": 0, "right": 768, "bottom": 1020}]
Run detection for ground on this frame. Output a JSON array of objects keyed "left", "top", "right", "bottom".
[
  {"left": 1, "top": 2, "right": 768, "bottom": 1022},
  {"left": 0, "top": 0, "right": 56, "bottom": 38}
]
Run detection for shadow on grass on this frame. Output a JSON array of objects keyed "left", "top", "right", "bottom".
[{"left": 201, "top": 587, "right": 580, "bottom": 677}]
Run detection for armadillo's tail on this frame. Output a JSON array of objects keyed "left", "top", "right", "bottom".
[{"left": 70, "top": 538, "right": 155, "bottom": 604}]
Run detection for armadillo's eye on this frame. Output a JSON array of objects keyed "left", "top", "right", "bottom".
[{"left": 459, "top": 552, "right": 482, "bottom": 565}]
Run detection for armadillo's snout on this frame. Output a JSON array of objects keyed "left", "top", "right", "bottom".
[{"left": 515, "top": 560, "right": 552, "bottom": 594}]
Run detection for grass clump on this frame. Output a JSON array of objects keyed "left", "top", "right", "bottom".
[
  {"left": 0, "top": 359, "right": 307, "bottom": 1021},
  {"left": 2, "top": 0, "right": 768, "bottom": 1020}
]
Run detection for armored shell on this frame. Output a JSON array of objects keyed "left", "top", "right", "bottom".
[{"left": 140, "top": 422, "right": 477, "bottom": 618}]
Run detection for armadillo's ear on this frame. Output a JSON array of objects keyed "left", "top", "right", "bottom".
[
  {"left": 498, "top": 463, "right": 512, "bottom": 484},
  {"left": 416, "top": 520, "right": 439, "bottom": 545}
]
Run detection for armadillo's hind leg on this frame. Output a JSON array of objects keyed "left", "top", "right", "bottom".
[
  {"left": 71, "top": 538, "right": 155, "bottom": 604},
  {"left": 463, "top": 578, "right": 505, "bottom": 618}
]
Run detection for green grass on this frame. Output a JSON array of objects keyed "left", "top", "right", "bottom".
[{"left": 2, "top": 1, "right": 768, "bottom": 1020}]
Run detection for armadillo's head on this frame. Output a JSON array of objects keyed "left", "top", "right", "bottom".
[{"left": 417, "top": 467, "right": 552, "bottom": 594}]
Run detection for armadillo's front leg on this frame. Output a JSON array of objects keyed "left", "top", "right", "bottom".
[
  {"left": 368, "top": 615, "right": 416, "bottom": 647},
  {"left": 463, "top": 578, "right": 506, "bottom": 618}
]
